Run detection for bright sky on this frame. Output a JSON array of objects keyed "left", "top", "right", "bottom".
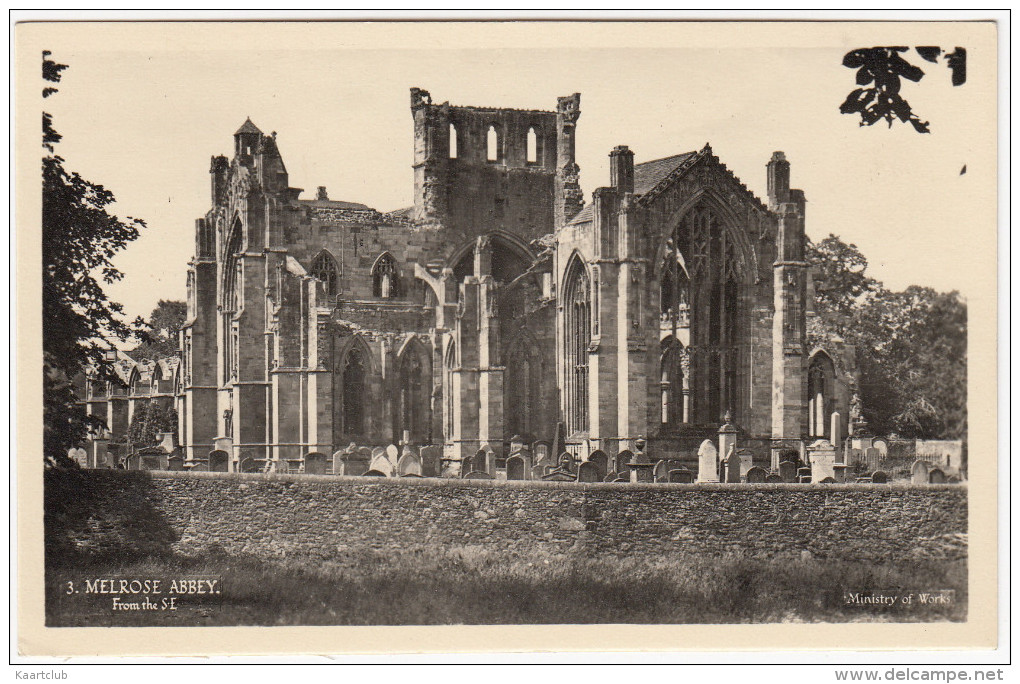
[{"left": 33, "top": 22, "right": 995, "bottom": 321}]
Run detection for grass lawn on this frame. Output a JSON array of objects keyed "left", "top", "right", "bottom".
[{"left": 45, "top": 546, "right": 967, "bottom": 626}]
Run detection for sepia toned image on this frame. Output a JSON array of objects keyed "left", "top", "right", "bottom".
[{"left": 16, "top": 19, "right": 999, "bottom": 656}]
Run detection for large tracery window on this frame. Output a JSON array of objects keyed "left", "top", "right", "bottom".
[
  {"left": 563, "top": 257, "right": 591, "bottom": 434},
  {"left": 340, "top": 343, "right": 367, "bottom": 435},
  {"left": 311, "top": 251, "right": 339, "bottom": 297},
  {"left": 372, "top": 252, "right": 401, "bottom": 298},
  {"left": 668, "top": 204, "right": 746, "bottom": 425}
]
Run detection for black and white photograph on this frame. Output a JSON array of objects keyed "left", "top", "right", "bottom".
[{"left": 16, "top": 17, "right": 1000, "bottom": 658}]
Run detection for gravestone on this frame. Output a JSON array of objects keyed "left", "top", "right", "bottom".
[
  {"left": 870, "top": 470, "right": 888, "bottom": 484},
  {"left": 818, "top": 476, "right": 836, "bottom": 483},
  {"left": 864, "top": 447, "right": 881, "bottom": 471},
  {"left": 239, "top": 457, "right": 259, "bottom": 473},
  {"left": 304, "top": 452, "right": 327, "bottom": 475},
  {"left": 615, "top": 450, "right": 634, "bottom": 475},
  {"left": 363, "top": 470, "right": 386, "bottom": 477},
  {"left": 275, "top": 459, "right": 290, "bottom": 474},
  {"left": 911, "top": 460, "right": 930, "bottom": 485},
  {"left": 209, "top": 450, "right": 229, "bottom": 473},
  {"left": 167, "top": 455, "right": 184, "bottom": 471},
  {"left": 764, "top": 473, "right": 783, "bottom": 483},
  {"left": 369, "top": 454, "right": 395, "bottom": 477},
  {"left": 697, "top": 440, "right": 719, "bottom": 483},
  {"left": 576, "top": 461, "right": 599, "bottom": 483},
  {"left": 476, "top": 445, "right": 495, "bottom": 474},
  {"left": 556, "top": 452, "right": 575, "bottom": 473},
  {"left": 532, "top": 441, "right": 551, "bottom": 469},
  {"left": 386, "top": 444, "right": 400, "bottom": 462},
  {"left": 189, "top": 463, "right": 209, "bottom": 472},
  {"left": 397, "top": 449, "right": 422, "bottom": 477},
  {"left": 736, "top": 449, "right": 755, "bottom": 479},
  {"left": 550, "top": 422, "right": 565, "bottom": 468},
  {"left": 668, "top": 468, "right": 695, "bottom": 483},
  {"left": 725, "top": 446, "right": 742, "bottom": 483},
  {"left": 832, "top": 464, "right": 850, "bottom": 483},
  {"left": 506, "top": 455, "right": 526, "bottom": 480},
  {"left": 603, "top": 471, "right": 618, "bottom": 482},
  {"left": 807, "top": 440, "right": 837, "bottom": 481},
  {"left": 928, "top": 468, "right": 946, "bottom": 484},
  {"left": 464, "top": 471, "right": 494, "bottom": 480},
  {"left": 371, "top": 446, "right": 386, "bottom": 461},
  {"left": 140, "top": 456, "right": 161, "bottom": 471},
  {"left": 420, "top": 445, "right": 441, "bottom": 477},
  {"left": 778, "top": 461, "right": 798, "bottom": 483},
  {"left": 654, "top": 460, "right": 670, "bottom": 482},
  {"left": 542, "top": 471, "right": 575, "bottom": 482},
  {"left": 745, "top": 466, "right": 767, "bottom": 483},
  {"left": 588, "top": 450, "right": 609, "bottom": 480}
]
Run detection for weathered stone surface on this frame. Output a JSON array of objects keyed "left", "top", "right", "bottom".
[{"left": 46, "top": 470, "right": 969, "bottom": 564}]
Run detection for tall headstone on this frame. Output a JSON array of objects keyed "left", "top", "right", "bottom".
[
  {"left": 615, "top": 450, "right": 634, "bottom": 475},
  {"left": 830, "top": 412, "right": 842, "bottom": 458},
  {"left": 506, "top": 455, "right": 525, "bottom": 480},
  {"left": 551, "top": 422, "right": 565, "bottom": 468},
  {"left": 736, "top": 449, "right": 755, "bottom": 479},
  {"left": 725, "top": 446, "right": 742, "bottom": 483},
  {"left": 911, "top": 459, "right": 930, "bottom": 485},
  {"left": 718, "top": 414, "right": 737, "bottom": 478},
  {"left": 420, "top": 445, "right": 441, "bottom": 477},
  {"left": 386, "top": 444, "right": 400, "bottom": 463},
  {"left": 697, "top": 439, "right": 719, "bottom": 483},
  {"left": 588, "top": 450, "right": 609, "bottom": 480}
]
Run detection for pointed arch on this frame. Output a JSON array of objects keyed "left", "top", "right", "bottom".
[
  {"left": 310, "top": 250, "right": 340, "bottom": 297},
  {"left": 444, "top": 338, "right": 457, "bottom": 442},
  {"left": 372, "top": 251, "right": 401, "bottom": 298},
  {"left": 504, "top": 327, "right": 542, "bottom": 439},
  {"left": 486, "top": 124, "right": 499, "bottom": 162},
  {"left": 562, "top": 253, "right": 591, "bottom": 434},
  {"left": 660, "top": 336, "right": 688, "bottom": 429},
  {"left": 333, "top": 334, "right": 377, "bottom": 443},
  {"left": 449, "top": 123, "right": 458, "bottom": 159},
  {"left": 808, "top": 350, "right": 836, "bottom": 439},
  {"left": 526, "top": 126, "right": 538, "bottom": 164},
  {"left": 397, "top": 336, "right": 432, "bottom": 444}
]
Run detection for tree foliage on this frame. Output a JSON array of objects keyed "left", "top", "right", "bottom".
[
  {"left": 43, "top": 51, "right": 146, "bottom": 464},
  {"left": 839, "top": 46, "right": 967, "bottom": 134},
  {"left": 807, "top": 235, "right": 967, "bottom": 440},
  {"left": 130, "top": 299, "right": 186, "bottom": 361}
]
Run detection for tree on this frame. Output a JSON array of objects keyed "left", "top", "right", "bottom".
[
  {"left": 806, "top": 236, "right": 967, "bottom": 440},
  {"left": 43, "top": 51, "right": 146, "bottom": 464},
  {"left": 130, "top": 299, "right": 186, "bottom": 361}
]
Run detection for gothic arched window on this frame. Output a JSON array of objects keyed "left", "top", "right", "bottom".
[
  {"left": 487, "top": 125, "right": 499, "bottom": 162},
  {"left": 563, "top": 257, "right": 591, "bottom": 434},
  {"left": 372, "top": 252, "right": 401, "bottom": 298},
  {"left": 445, "top": 341, "right": 457, "bottom": 441},
  {"left": 399, "top": 342, "right": 430, "bottom": 443},
  {"left": 808, "top": 352, "right": 835, "bottom": 439},
  {"left": 341, "top": 343, "right": 367, "bottom": 435},
  {"left": 311, "top": 251, "right": 339, "bottom": 297},
  {"left": 449, "top": 123, "right": 458, "bottom": 159},
  {"left": 526, "top": 126, "right": 538, "bottom": 164}
]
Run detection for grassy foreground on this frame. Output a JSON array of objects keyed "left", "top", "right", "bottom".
[{"left": 45, "top": 547, "right": 967, "bottom": 626}]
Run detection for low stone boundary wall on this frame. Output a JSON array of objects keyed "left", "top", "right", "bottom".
[{"left": 45, "top": 470, "right": 968, "bottom": 564}]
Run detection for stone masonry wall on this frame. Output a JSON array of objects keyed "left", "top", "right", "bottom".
[{"left": 47, "top": 470, "right": 967, "bottom": 565}]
